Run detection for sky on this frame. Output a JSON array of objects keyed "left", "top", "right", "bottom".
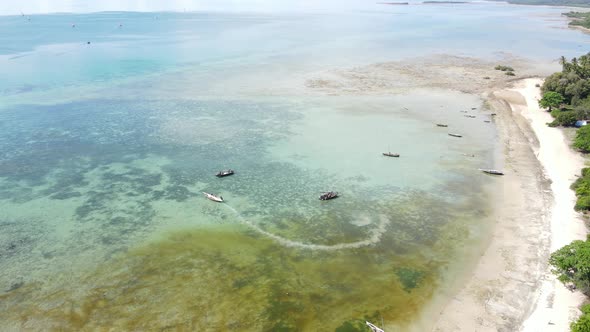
[{"left": 0, "top": 0, "right": 374, "bottom": 15}]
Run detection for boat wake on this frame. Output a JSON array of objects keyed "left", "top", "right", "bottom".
[{"left": 223, "top": 204, "right": 390, "bottom": 251}]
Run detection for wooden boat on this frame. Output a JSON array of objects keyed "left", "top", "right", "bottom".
[
  {"left": 382, "top": 152, "right": 400, "bottom": 157},
  {"left": 216, "top": 169, "right": 234, "bottom": 177},
  {"left": 479, "top": 169, "right": 504, "bottom": 175},
  {"left": 436, "top": 123, "right": 448, "bottom": 127},
  {"left": 203, "top": 192, "right": 224, "bottom": 202},
  {"left": 319, "top": 191, "right": 339, "bottom": 201},
  {"left": 366, "top": 321, "right": 385, "bottom": 332},
  {"left": 448, "top": 133, "right": 462, "bottom": 138}
]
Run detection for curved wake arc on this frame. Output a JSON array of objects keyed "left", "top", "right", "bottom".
[{"left": 223, "top": 204, "right": 389, "bottom": 251}]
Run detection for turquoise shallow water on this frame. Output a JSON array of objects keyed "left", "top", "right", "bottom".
[{"left": 0, "top": 4, "right": 589, "bottom": 331}]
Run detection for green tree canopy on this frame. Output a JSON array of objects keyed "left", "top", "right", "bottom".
[
  {"left": 539, "top": 91, "right": 565, "bottom": 111},
  {"left": 574, "top": 125, "right": 590, "bottom": 153},
  {"left": 572, "top": 304, "right": 590, "bottom": 332},
  {"left": 549, "top": 238, "right": 590, "bottom": 294}
]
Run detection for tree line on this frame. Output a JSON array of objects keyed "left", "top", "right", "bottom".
[{"left": 541, "top": 52, "right": 590, "bottom": 331}]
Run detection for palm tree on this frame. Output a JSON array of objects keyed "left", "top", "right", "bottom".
[
  {"left": 572, "top": 57, "right": 580, "bottom": 75},
  {"left": 560, "top": 56, "right": 569, "bottom": 72},
  {"left": 579, "top": 55, "right": 590, "bottom": 78}
]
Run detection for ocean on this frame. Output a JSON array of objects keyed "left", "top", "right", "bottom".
[{"left": 0, "top": 3, "right": 588, "bottom": 330}]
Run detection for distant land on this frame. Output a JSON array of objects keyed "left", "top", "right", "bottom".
[
  {"left": 422, "top": 1, "right": 469, "bottom": 3},
  {"left": 488, "top": 0, "right": 590, "bottom": 7},
  {"left": 565, "top": 11, "right": 590, "bottom": 28}
]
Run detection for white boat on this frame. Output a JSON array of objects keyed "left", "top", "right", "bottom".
[
  {"left": 479, "top": 168, "right": 504, "bottom": 175},
  {"left": 448, "top": 133, "right": 462, "bottom": 138},
  {"left": 366, "top": 321, "right": 385, "bottom": 332},
  {"left": 203, "top": 192, "right": 224, "bottom": 202}
]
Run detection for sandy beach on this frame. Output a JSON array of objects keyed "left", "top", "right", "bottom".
[
  {"left": 433, "top": 78, "right": 588, "bottom": 331},
  {"left": 511, "top": 79, "right": 588, "bottom": 331},
  {"left": 302, "top": 56, "right": 589, "bottom": 331}
]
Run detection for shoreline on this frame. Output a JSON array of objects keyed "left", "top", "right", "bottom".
[
  {"left": 433, "top": 78, "right": 588, "bottom": 331},
  {"left": 298, "top": 54, "right": 584, "bottom": 330},
  {"left": 511, "top": 79, "right": 588, "bottom": 331}
]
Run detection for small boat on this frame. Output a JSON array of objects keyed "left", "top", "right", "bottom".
[
  {"left": 479, "top": 169, "right": 504, "bottom": 175},
  {"left": 436, "top": 123, "right": 448, "bottom": 127},
  {"left": 484, "top": 120, "right": 491, "bottom": 123},
  {"left": 460, "top": 110, "right": 468, "bottom": 113},
  {"left": 471, "top": 107, "right": 477, "bottom": 110},
  {"left": 319, "top": 191, "right": 339, "bottom": 200},
  {"left": 382, "top": 152, "right": 400, "bottom": 157},
  {"left": 448, "top": 133, "right": 462, "bottom": 138},
  {"left": 490, "top": 113, "right": 497, "bottom": 116},
  {"left": 203, "top": 192, "right": 224, "bottom": 202},
  {"left": 462, "top": 153, "right": 475, "bottom": 157},
  {"left": 216, "top": 169, "right": 234, "bottom": 177},
  {"left": 366, "top": 321, "right": 385, "bottom": 332},
  {"left": 464, "top": 115, "right": 476, "bottom": 118}
]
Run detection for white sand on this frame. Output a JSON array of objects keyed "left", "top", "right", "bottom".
[
  {"left": 301, "top": 56, "right": 589, "bottom": 331},
  {"left": 433, "top": 78, "right": 588, "bottom": 331},
  {"left": 513, "top": 78, "right": 587, "bottom": 332}
]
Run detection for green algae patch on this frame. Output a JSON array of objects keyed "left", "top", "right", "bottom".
[
  {"left": 2, "top": 224, "right": 443, "bottom": 331},
  {"left": 395, "top": 267, "right": 427, "bottom": 292}
]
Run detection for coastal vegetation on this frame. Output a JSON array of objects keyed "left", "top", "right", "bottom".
[
  {"left": 550, "top": 238, "right": 590, "bottom": 331},
  {"left": 495, "top": 65, "right": 517, "bottom": 76},
  {"left": 565, "top": 12, "right": 590, "bottom": 29},
  {"left": 488, "top": 0, "right": 590, "bottom": 7},
  {"left": 572, "top": 304, "right": 590, "bottom": 332},
  {"left": 574, "top": 126, "right": 590, "bottom": 153},
  {"left": 540, "top": 53, "right": 590, "bottom": 127},
  {"left": 572, "top": 168, "right": 590, "bottom": 212},
  {"left": 547, "top": 52, "right": 590, "bottom": 331},
  {"left": 495, "top": 65, "right": 514, "bottom": 72},
  {"left": 550, "top": 238, "right": 590, "bottom": 293},
  {"left": 539, "top": 91, "right": 564, "bottom": 112}
]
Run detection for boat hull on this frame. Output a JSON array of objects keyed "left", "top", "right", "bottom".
[
  {"left": 216, "top": 170, "right": 234, "bottom": 177},
  {"left": 479, "top": 169, "right": 504, "bottom": 175},
  {"left": 319, "top": 192, "right": 339, "bottom": 200},
  {"left": 203, "top": 192, "right": 224, "bottom": 202}
]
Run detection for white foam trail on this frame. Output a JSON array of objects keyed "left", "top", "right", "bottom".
[{"left": 224, "top": 204, "right": 389, "bottom": 251}]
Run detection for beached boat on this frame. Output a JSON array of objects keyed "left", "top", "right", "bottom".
[
  {"left": 448, "top": 133, "right": 462, "bottom": 138},
  {"left": 436, "top": 123, "right": 448, "bottom": 127},
  {"left": 366, "top": 321, "right": 385, "bottom": 332},
  {"left": 382, "top": 152, "right": 400, "bottom": 157},
  {"left": 479, "top": 168, "right": 504, "bottom": 175},
  {"left": 203, "top": 192, "right": 224, "bottom": 202},
  {"left": 216, "top": 169, "right": 234, "bottom": 177},
  {"left": 319, "top": 191, "right": 339, "bottom": 200}
]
